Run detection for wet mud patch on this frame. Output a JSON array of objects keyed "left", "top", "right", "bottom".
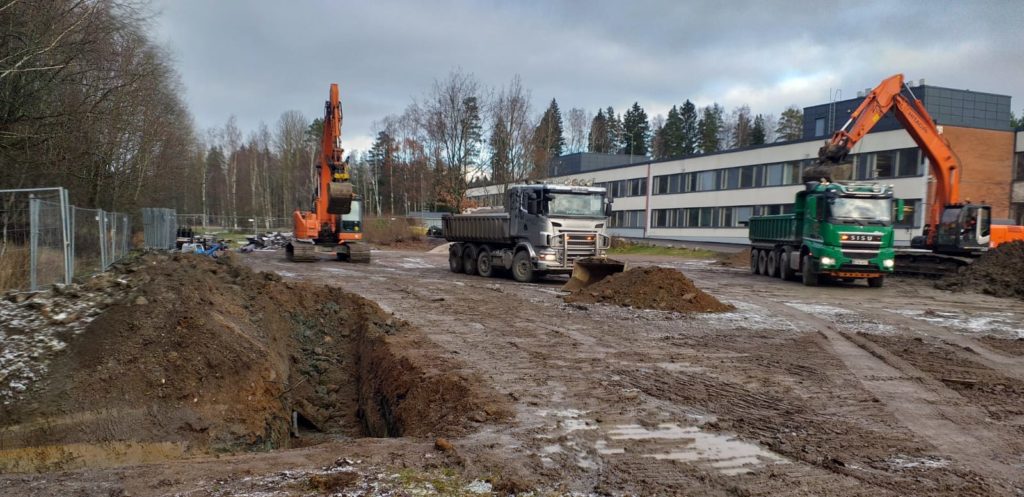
[{"left": 0, "top": 254, "right": 503, "bottom": 473}]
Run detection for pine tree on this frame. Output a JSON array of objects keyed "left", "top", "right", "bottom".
[
  {"left": 697, "top": 104, "right": 723, "bottom": 153},
  {"left": 534, "top": 98, "right": 565, "bottom": 158},
  {"left": 622, "top": 102, "right": 650, "bottom": 156},
  {"left": 489, "top": 117, "right": 511, "bottom": 185},
  {"left": 588, "top": 109, "right": 609, "bottom": 153},
  {"left": 776, "top": 106, "right": 804, "bottom": 141},
  {"left": 605, "top": 106, "right": 623, "bottom": 154},
  {"left": 662, "top": 105, "right": 684, "bottom": 157},
  {"left": 751, "top": 114, "right": 767, "bottom": 145},
  {"left": 679, "top": 100, "right": 698, "bottom": 155}
]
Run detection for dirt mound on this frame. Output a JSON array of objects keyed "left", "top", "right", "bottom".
[
  {"left": 716, "top": 248, "right": 751, "bottom": 268},
  {"left": 564, "top": 266, "right": 734, "bottom": 313},
  {"left": 936, "top": 241, "right": 1024, "bottom": 299},
  {"left": 0, "top": 253, "right": 497, "bottom": 472}
]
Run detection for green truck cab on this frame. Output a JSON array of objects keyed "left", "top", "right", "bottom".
[{"left": 747, "top": 180, "right": 904, "bottom": 287}]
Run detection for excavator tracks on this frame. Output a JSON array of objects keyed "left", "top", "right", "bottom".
[
  {"left": 340, "top": 242, "right": 371, "bottom": 263},
  {"left": 285, "top": 242, "right": 318, "bottom": 262}
]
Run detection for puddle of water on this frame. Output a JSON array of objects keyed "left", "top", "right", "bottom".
[
  {"left": 396, "top": 258, "right": 433, "bottom": 269},
  {"left": 894, "top": 309, "right": 1023, "bottom": 337},
  {"left": 603, "top": 423, "right": 786, "bottom": 475},
  {"left": 698, "top": 301, "right": 801, "bottom": 333},
  {"left": 785, "top": 301, "right": 896, "bottom": 334},
  {"left": 886, "top": 455, "right": 950, "bottom": 470}
]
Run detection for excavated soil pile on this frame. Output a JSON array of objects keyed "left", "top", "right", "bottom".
[
  {"left": 716, "top": 248, "right": 751, "bottom": 268},
  {"left": 936, "top": 241, "right": 1024, "bottom": 299},
  {"left": 564, "top": 266, "right": 734, "bottom": 313},
  {"left": 0, "top": 253, "right": 495, "bottom": 472}
]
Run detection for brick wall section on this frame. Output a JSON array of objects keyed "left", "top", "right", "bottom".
[{"left": 941, "top": 126, "right": 1014, "bottom": 218}]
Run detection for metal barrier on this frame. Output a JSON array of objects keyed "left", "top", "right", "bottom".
[
  {"left": 0, "top": 187, "right": 131, "bottom": 292},
  {"left": 141, "top": 208, "right": 178, "bottom": 249}
]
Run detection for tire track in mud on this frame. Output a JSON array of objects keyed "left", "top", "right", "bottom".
[{"left": 758, "top": 298, "right": 1021, "bottom": 484}]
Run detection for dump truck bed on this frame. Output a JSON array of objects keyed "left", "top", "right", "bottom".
[
  {"left": 442, "top": 213, "right": 512, "bottom": 243},
  {"left": 748, "top": 214, "right": 801, "bottom": 246}
]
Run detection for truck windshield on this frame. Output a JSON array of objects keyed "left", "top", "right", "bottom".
[
  {"left": 828, "top": 197, "right": 892, "bottom": 224},
  {"left": 545, "top": 192, "right": 605, "bottom": 217}
]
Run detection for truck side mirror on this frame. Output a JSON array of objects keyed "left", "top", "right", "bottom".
[
  {"left": 895, "top": 199, "right": 905, "bottom": 222},
  {"left": 604, "top": 200, "right": 613, "bottom": 217}
]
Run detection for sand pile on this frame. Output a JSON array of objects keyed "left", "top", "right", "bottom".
[
  {"left": 565, "top": 266, "right": 734, "bottom": 313},
  {"left": 716, "top": 248, "right": 751, "bottom": 268},
  {"left": 936, "top": 241, "right": 1024, "bottom": 299}
]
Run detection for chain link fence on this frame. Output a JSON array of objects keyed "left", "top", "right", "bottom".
[{"left": 0, "top": 188, "right": 131, "bottom": 292}]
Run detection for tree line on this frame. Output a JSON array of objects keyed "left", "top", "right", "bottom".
[{"left": 1, "top": 2, "right": 809, "bottom": 223}]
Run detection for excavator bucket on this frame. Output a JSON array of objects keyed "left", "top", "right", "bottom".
[
  {"left": 562, "top": 257, "right": 626, "bottom": 292},
  {"left": 327, "top": 182, "right": 354, "bottom": 215}
]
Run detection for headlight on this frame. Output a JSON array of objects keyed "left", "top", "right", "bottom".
[
  {"left": 543, "top": 254, "right": 557, "bottom": 261},
  {"left": 820, "top": 256, "right": 836, "bottom": 266},
  {"left": 883, "top": 259, "right": 894, "bottom": 268}
]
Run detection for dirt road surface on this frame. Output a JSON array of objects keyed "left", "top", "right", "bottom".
[{"left": 3, "top": 248, "right": 1023, "bottom": 496}]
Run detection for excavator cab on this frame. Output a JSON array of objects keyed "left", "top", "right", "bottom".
[{"left": 936, "top": 205, "right": 991, "bottom": 254}]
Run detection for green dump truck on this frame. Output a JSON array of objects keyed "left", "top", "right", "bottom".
[{"left": 747, "top": 180, "right": 904, "bottom": 287}]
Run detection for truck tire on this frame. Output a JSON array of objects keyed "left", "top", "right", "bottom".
[
  {"left": 868, "top": 275, "right": 885, "bottom": 288},
  {"left": 463, "top": 244, "right": 479, "bottom": 275},
  {"left": 757, "top": 250, "right": 768, "bottom": 276},
  {"left": 801, "top": 254, "right": 819, "bottom": 286},
  {"left": 750, "top": 249, "right": 759, "bottom": 275},
  {"left": 476, "top": 246, "right": 495, "bottom": 278},
  {"left": 448, "top": 245, "right": 464, "bottom": 273},
  {"left": 780, "top": 250, "right": 796, "bottom": 281},
  {"left": 767, "top": 250, "right": 780, "bottom": 278},
  {"left": 512, "top": 250, "right": 536, "bottom": 283}
]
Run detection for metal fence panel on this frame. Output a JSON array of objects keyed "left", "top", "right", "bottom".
[
  {"left": 1, "top": 188, "right": 131, "bottom": 292},
  {"left": 141, "top": 208, "right": 177, "bottom": 249}
]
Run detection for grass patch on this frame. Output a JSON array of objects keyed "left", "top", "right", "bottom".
[{"left": 608, "top": 244, "right": 718, "bottom": 259}]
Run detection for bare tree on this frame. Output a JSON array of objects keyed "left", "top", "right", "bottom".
[
  {"left": 489, "top": 75, "right": 533, "bottom": 192},
  {"left": 416, "top": 69, "right": 484, "bottom": 211},
  {"left": 566, "top": 107, "right": 591, "bottom": 154}
]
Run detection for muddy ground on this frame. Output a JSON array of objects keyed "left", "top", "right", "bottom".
[{"left": 2, "top": 248, "right": 1024, "bottom": 496}]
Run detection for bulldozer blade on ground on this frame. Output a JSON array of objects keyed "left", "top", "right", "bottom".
[
  {"left": 562, "top": 257, "right": 626, "bottom": 292},
  {"left": 327, "top": 182, "right": 354, "bottom": 215}
]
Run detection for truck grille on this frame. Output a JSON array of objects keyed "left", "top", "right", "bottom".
[
  {"left": 839, "top": 232, "right": 883, "bottom": 263},
  {"left": 554, "top": 230, "right": 606, "bottom": 266}
]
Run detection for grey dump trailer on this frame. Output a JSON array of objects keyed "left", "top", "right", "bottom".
[{"left": 443, "top": 184, "right": 624, "bottom": 284}]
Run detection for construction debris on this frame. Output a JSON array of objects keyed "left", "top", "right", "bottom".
[
  {"left": 241, "top": 232, "right": 291, "bottom": 252},
  {"left": 936, "top": 241, "right": 1024, "bottom": 299},
  {"left": 563, "top": 266, "right": 735, "bottom": 313}
]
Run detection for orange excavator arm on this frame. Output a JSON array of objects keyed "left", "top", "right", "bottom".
[
  {"left": 319, "top": 83, "right": 354, "bottom": 216},
  {"left": 817, "top": 73, "right": 961, "bottom": 245}
]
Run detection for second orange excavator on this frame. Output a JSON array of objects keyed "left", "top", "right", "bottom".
[
  {"left": 286, "top": 83, "right": 370, "bottom": 263},
  {"left": 817, "top": 73, "right": 1024, "bottom": 274}
]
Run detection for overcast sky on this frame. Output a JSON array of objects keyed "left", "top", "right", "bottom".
[{"left": 151, "top": 0, "right": 1023, "bottom": 153}]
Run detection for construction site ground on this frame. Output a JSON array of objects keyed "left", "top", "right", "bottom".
[{"left": 3, "top": 247, "right": 1024, "bottom": 496}]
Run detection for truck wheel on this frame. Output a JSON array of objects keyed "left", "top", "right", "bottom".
[
  {"left": 767, "top": 250, "right": 780, "bottom": 278},
  {"left": 801, "top": 254, "right": 819, "bottom": 287},
  {"left": 512, "top": 250, "right": 535, "bottom": 283},
  {"left": 780, "top": 250, "right": 795, "bottom": 281},
  {"left": 448, "top": 246, "right": 464, "bottom": 273},
  {"left": 757, "top": 250, "right": 768, "bottom": 276},
  {"left": 868, "top": 275, "right": 885, "bottom": 288},
  {"left": 463, "top": 244, "right": 478, "bottom": 275},
  {"left": 477, "top": 246, "right": 495, "bottom": 277},
  {"left": 749, "top": 249, "right": 759, "bottom": 274}
]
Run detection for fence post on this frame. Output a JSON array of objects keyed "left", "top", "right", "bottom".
[
  {"left": 29, "top": 195, "right": 39, "bottom": 291},
  {"left": 98, "top": 208, "right": 108, "bottom": 270},
  {"left": 60, "top": 188, "right": 72, "bottom": 285}
]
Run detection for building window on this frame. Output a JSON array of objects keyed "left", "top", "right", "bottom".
[
  {"left": 765, "top": 163, "right": 784, "bottom": 186},
  {"left": 696, "top": 171, "right": 716, "bottom": 191},
  {"left": 875, "top": 150, "right": 896, "bottom": 178},
  {"left": 1015, "top": 152, "right": 1024, "bottom": 180},
  {"left": 896, "top": 148, "right": 921, "bottom": 177},
  {"left": 814, "top": 117, "right": 826, "bottom": 137},
  {"left": 895, "top": 199, "right": 922, "bottom": 228},
  {"left": 610, "top": 210, "right": 646, "bottom": 228}
]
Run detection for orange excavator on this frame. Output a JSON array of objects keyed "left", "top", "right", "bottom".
[
  {"left": 286, "top": 84, "right": 370, "bottom": 263},
  {"left": 817, "top": 73, "right": 1024, "bottom": 274}
]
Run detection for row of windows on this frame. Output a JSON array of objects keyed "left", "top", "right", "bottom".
[
  {"left": 652, "top": 148, "right": 923, "bottom": 196},
  {"left": 651, "top": 204, "right": 794, "bottom": 229},
  {"left": 609, "top": 210, "right": 645, "bottom": 228},
  {"left": 596, "top": 178, "right": 647, "bottom": 198}
]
